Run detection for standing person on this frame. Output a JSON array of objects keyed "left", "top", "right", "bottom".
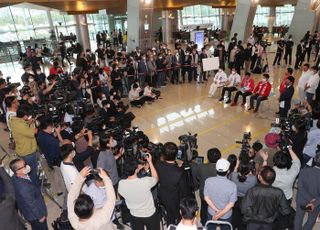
[
  {"left": 138, "top": 54, "right": 149, "bottom": 88},
  {"left": 199, "top": 47, "right": 208, "bottom": 82},
  {"left": 67, "top": 167, "right": 116, "bottom": 229},
  {"left": 218, "top": 68, "right": 241, "bottom": 104},
  {"left": 294, "top": 40, "right": 305, "bottom": 70},
  {"left": 248, "top": 74, "right": 272, "bottom": 113},
  {"left": 147, "top": 55, "right": 157, "bottom": 87},
  {"left": 111, "top": 64, "right": 123, "bottom": 97},
  {"left": 279, "top": 67, "right": 294, "bottom": 95},
  {"left": 204, "top": 158, "right": 237, "bottom": 230},
  {"left": 305, "top": 66, "right": 320, "bottom": 104},
  {"left": 0, "top": 161, "right": 26, "bottom": 230},
  {"left": 172, "top": 49, "right": 182, "bottom": 84},
  {"left": 273, "top": 37, "right": 285, "bottom": 66},
  {"left": 241, "top": 166, "right": 290, "bottom": 230},
  {"left": 156, "top": 54, "right": 166, "bottom": 87},
  {"left": 284, "top": 35, "right": 294, "bottom": 65},
  {"left": 278, "top": 76, "right": 295, "bottom": 118},
  {"left": 190, "top": 49, "right": 199, "bottom": 83},
  {"left": 193, "top": 148, "right": 221, "bottom": 226},
  {"left": 156, "top": 142, "right": 193, "bottom": 226},
  {"left": 244, "top": 43, "right": 253, "bottom": 72},
  {"left": 297, "top": 64, "right": 312, "bottom": 101},
  {"left": 294, "top": 153, "right": 320, "bottom": 230},
  {"left": 302, "top": 120, "right": 320, "bottom": 167},
  {"left": 60, "top": 42, "right": 72, "bottom": 67},
  {"left": 9, "top": 104, "right": 39, "bottom": 185},
  {"left": 118, "top": 154, "right": 160, "bottom": 230},
  {"left": 231, "top": 72, "right": 255, "bottom": 106},
  {"left": 208, "top": 68, "right": 227, "bottom": 98},
  {"left": 10, "top": 159, "right": 48, "bottom": 230}
]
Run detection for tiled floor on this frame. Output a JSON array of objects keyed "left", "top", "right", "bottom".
[{"left": 0, "top": 50, "right": 319, "bottom": 229}]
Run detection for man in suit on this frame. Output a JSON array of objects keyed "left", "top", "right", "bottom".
[
  {"left": 138, "top": 54, "right": 149, "bottom": 88},
  {"left": 279, "top": 76, "right": 295, "bottom": 118},
  {"left": 10, "top": 158, "right": 48, "bottom": 230},
  {"left": 295, "top": 40, "right": 305, "bottom": 70}
]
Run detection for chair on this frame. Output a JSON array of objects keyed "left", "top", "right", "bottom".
[
  {"left": 258, "top": 91, "right": 275, "bottom": 113},
  {"left": 205, "top": 220, "right": 233, "bottom": 230}
]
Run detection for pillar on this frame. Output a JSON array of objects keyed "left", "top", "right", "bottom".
[
  {"left": 75, "top": 14, "right": 91, "bottom": 51},
  {"left": 288, "top": 0, "right": 316, "bottom": 43},
  {"left": 47, "top": 10, "right": 57, "bottom": 41},
  {"left": 108, "top": 15, "right": 115, "bottom": 32},
  {"left": 162, "top": 10, "right": 178, "bottom": 44},
  {"left": 127, "top": 0, "right": 140, "bottom": 51},
  {"left": 151, "top": 10, "right": 162, "bottom": 43},
  {"left": 230, "top": 0, "right": 257, "bottom": 42},
  {"left": 268, "top": 7, "right": 276, "bottom": 35}
]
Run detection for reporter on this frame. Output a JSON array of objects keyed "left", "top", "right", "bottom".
[
  {"left": 67, "top": 167, "right": 116, "bottom": 230},
  {"left": 118, "top": 154, "right": 160, "bottom": 230}
]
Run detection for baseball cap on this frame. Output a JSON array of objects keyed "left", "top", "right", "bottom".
[{"left": 216, "top": 159, "right": 230, "bottom": 172}]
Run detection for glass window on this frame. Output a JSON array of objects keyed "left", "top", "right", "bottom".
[
  {"left": 0, "top": 7, "right": 15, "bottom": 32},
  {"left": 253, "top": 6, "right": 270, "bottom": 27},
  {"left": 29, "top": 9, "right": 50, "bottom": 28},
  {"left": 275, "top": 5, "right": 295, "bottom": 26},
  {"left": 178, "top": 5, "right": 221, "bottom": 28}
]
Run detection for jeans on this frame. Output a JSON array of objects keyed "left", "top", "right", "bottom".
[
  {"left": 131, "top": 211, "right": 160, "bottom": 230},
  {"left": 157, "top": 71, "right": 165, "bottom": 87},
  {"left": 22, "top": 152, "right": 40, "bottom": 186},
  {"left": 207, "top": 214, "right": 232, "bottom": 230}
]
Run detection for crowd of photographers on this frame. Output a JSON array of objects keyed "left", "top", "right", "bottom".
[{"left": 1, "top": 29, "right": 320, "bottom": 230}]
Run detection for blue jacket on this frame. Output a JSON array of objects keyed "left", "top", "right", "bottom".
[
  {"left": 279, "top": 85, "right": 294, "bottom": 110},
  {"left": 11, "top": 175, "right": 47, "bottom": 221}
]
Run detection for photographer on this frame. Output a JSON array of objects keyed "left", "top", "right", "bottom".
[
  {"left": 37, "top": 80, "right": 57, "bottom": 105},
  {"left": 97, "top": 133, "right": 123, "bottom": 191},
  {"left": 193, "top": 148, "right": 221, "bottom": 226},
  {"left": 156, "top": 142, "right": 193, "bottom": 225},
  {"left": 49, "top": 61, "right": 64, "bottom": 76},
  {"left": 9, "top": 104, "right": 39, "bottom": 185},
  {"left": 118, "top": 154, "right": 160, "bottom": 230},
  {"left": 37, "top": 118, "right": 70, "bottom": 169},
  {"left": 67, "top": 167, "right": 116, "bottom": 229},
  {"left": 294, "top": 152, "right": 320, "bottom": 230},
  {"left": 272, "top": 147, "right": 300, "bottom": 229}
]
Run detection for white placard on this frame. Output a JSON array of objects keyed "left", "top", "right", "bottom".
[{"left": 202, "top": 57, "right": 220, "bottom": 72}]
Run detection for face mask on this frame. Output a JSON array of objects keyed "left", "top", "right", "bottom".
[
  {"left": 36, "top": 71, "right": 41, "bottom": 75},
  {"left": 31, "top": 96, "right": 36, "bottom": 102},
  {"left": 51, "top": 127, "right": 55, "bottom": 134},
  {"left": 29, "top": 78, "right": 34, "bottom": 82},
  {"left": 111, "top": 139, "right": 117, "bottom": 148},
  {"left": 262, "top": 79, "right": 266, "bottom": 83},
  {"left": 23, "top": 165, "right": 31, "bottom": 175},
  {"left": 292, "top": 125, "right": 297, "bottom": 132},
  {"left": 99, "top": 186, "right": 106, "bottom": 189},
  {"left": 232, "top": 71, "right": 236, "bottom": 74},
  {"left": 28, "top": 115, "right": 32, "bottom": 120}
]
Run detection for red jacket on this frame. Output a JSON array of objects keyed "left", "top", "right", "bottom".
[
  {"left": 240, "top": 77, "right": 255, "bottom": 92},
  {"left": 279, "top": 74, "right": 289, "bottom": 95},
  {"left": 253, "top": 81, "right": 272, "bottom": 97}
]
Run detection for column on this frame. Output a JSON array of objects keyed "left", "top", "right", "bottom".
[
  {"left": 230, "top": 0, "right": 257, "bottom": 42},
  {"left": 75, "top": 14, "right": 91, "bottom": 51},
  {"left": 108, "top": 15, "right": 115, "bottom": 32},
  {"left": 46, "top": 10, "right": 57, "bottom": 41},
  {"left": 162, "top": 10, "right": 178, "bottom": 44},
  {"left": 151, "top": 10, "right": 162, "bottom": 43},
  {"left": 127, "top": 0, "right": 140, "bottom": 52},
  {"left": 288, "top": 0, "right": 316, "bottom": 43},
  {"left": 268, "top": 7, "right": 276, "bottom": 36}
]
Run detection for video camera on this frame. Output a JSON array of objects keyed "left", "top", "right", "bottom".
[
  {"left": 177, "top": 132, "right": 198, "bottom": 163},
  {"left": 236, "top": 132, "right": 251, "bottom": 161},
  {"left": 260, "top": 39, "right": 272, "bottom": 49}
]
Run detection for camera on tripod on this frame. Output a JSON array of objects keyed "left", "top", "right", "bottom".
[
  {"left": 236, "top": 132, "right": 251, "bottom": 161},
  {"left": 260, "top": 39, "right": 272, "bottom": 49},
  {"left": 177, "top": 132, "right": 198, "bottom": 166}
]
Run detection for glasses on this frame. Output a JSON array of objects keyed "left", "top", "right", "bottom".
[{"left": 15, "top": 163, "right": 27, "bottom": 172}]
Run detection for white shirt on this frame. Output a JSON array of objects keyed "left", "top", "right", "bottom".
[
  {"left": 227, "top": 72, "right": 241, "bottom": 87},
  {"left": 6, "top": 110, "right": 16, "bottom": 131},
  {"left": 85, "top": 183, "right": 107, "bottom": 209},
  {"left": 306, "top": 74, "right": 320, "bottom": 94},
  {"left": 214, "top": 71, "right": 227, "bottom": 85},
  {"left": 143, "top": 86, "right": 153, "bottom": 97},
  {"left": 128, "top": 89, "right": 140, "bottom": 102},
  {"left": 118, "top": 177, "right": 157, "bottom": 217},
  {"left": 60, "top": 162, "right": 79, "bottom": 191},
  {"left": 176, "top": 223, "right": 198, "bottom": 230},
  {"left": 298, "top": 70, "right": 312, "bottom": 89}
]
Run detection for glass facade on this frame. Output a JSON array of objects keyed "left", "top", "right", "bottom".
[
  {"left": 253, "top": 6, "right": 270, "bottom": 27},
  {"left": 275, "top": 5, "right": 295, "bottom": 26},
  {"left": 87, "top": 11, "right": 110, "bottom": 41},
  {"left": 178, "top": 5, "right": 222, "bottom": 29}
]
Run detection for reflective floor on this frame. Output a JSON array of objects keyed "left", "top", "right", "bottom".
[{"left": 0, "top": 51, "right": 319, "bottom": 229}]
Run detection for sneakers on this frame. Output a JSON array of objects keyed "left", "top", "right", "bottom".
[{"left": 248, "top": 106, "right": 254, "bottom": 111}]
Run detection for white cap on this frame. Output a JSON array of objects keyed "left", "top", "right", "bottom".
[{"left": 216, "top": 159, "right": 230, "bottom": 172}]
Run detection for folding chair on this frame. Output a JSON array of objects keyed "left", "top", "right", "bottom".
[{"left": 205, "top": 220, "right": 233, "bottom": 230}]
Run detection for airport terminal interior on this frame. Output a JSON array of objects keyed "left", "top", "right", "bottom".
[{"left": 0, "top": 0, "right": 320, "bottom": 230}]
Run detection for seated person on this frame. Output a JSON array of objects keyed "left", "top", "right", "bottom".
[
  {"left": 208, "top": 68, "right": 227, "bottom": 98},
  {"left": 143, "top": 82, "right": 157, "bottom": 102},
  {"left": 231, "top": 72, "right": 255, "bottom": 106},
  {"left": 219, "top": 67, "right": 241, "bottom": 103},
  {"left": 128, "top": 83, "right": 146, "bottom": 108},
  {"left": 170, "top": 198, "right": 201, "bottom": 230},
  {"left": 67, "top": 167, "right": 115, "bottom": 230},
  {"left": 248, "top": 73, "right": 271, "bottom": 113}
]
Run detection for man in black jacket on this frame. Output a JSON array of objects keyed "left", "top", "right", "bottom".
[
  {"left": 295, "top": 40, "right": 305, "bottom": 70},
  {"left": 0, "top": 163, "right": 25, "bottom": 230},
  {"left": 241, "top": 166, "right": 290, "bottom": 230},
  {"left": 279, "top": 76, "right": 295, "bottom": 118},
  {"left": 155, "top": 142, "right": 193, "bottom": 225}
]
